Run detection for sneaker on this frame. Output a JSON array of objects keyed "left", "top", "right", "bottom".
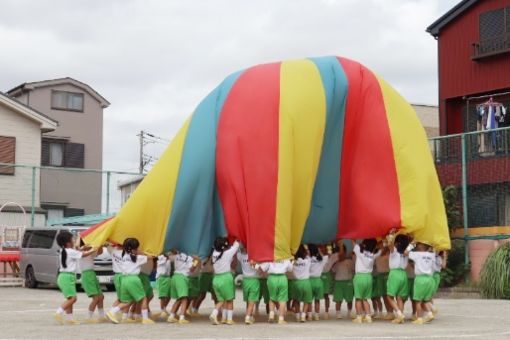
[
  {"left": 313, "top": 315, "right": 320, "bottom": 321},
  {"left": 268, "top": 316, "right": 275, "bottom": 323},
  {"left": 352, "top": 316, "right": 363, "bottom": 324},
  {"left": 336, "top": 313, "right": 343, "bottom": 320},
  {"left": 225, "top": 319, "right": 235, "bottom": 325},
  {"left": 373, "top": 313, "right": 382, "bottom": 320},
  {"left": 300, "top": 315, "right": 306, "bottom": 323},
  {"left": 178, "top": 318, "right": 190, "bottom": 324},
  {"left": 383, "top": 313, "right": 395, "bottom": 320},
  {"left": 424, "top": 314, "right": 435, "bottom": 323},
  {"left": 278, "top": 319, "right": 287, "bottom": 325},
  {"left": 106, "top": 311, "right": 119, "bottom": 324},
  {"left": 245, "top": 316, "right": 252, "bottom": 325},
  {"left": 391, "top": 315, "right": 405, "bottom": 324},
  {"left": 363, "top": 315, "right": 372, "bottom": 323},
  {"left": 142, "top": 318, "right": 155, "bottom": 325},
  {"left": 159, "top": 311, "right": 169, "bottom": 320},
  {"left": 209, "top": 314, "right": 219, "bottom": 325},
  {"left": 54, "top": 313, "right": 64, "bottom": 325},
  {"left": 221, "top": 317, "right": 227, "bottom": 324},
  {"left": 349, "top": 311, "right": 356, "bottom": 319},
  {"left": 410, "top": 314, "right": 418, "bottom": 321},
  {"left": 167, "top": 316, "right": 178, "bottom": 323},
  {"left": 412, "top": 318, "right": 425, "bottom": 325},
  {"left": 64, "top": 319, "right": 81, "bottom": 325}
]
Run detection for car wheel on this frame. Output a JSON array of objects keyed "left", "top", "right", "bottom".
[
  {"left": 106, "top": 284, "right": 115, "bottom": 292},
  {"left": 25, "top": 266, "right": 38, "bottom": 289}
]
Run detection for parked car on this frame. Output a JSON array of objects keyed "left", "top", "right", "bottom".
[{"left": 20, "top": 226, "right": 114, "bottom": 290}]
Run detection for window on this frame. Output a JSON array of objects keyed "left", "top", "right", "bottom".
[
  {"left": 474, "top": 7, "right": 510, "bottom": 59},
  {"left": 27, "top": 230, "right": 57, "bottom": 249},
  {"left": 0, "top": 136, "right": 15, "bottom": 175},
  {"left": 480, "top": 9, "right": 505, "bottom": 40},
  {"left": 42, "top": 140, "right": 84, "bottom": 168},
  {"left": 51, "top": 90, "right": 84, "bottom": 112}
]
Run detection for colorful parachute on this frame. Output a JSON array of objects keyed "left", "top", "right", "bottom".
[{"left": 82, "top": 56, "right": 450, "bottom": 261}]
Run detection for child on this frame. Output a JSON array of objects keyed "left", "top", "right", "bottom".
[
  {"left": 292, "top": 244, "right": 312, "bottom": 323},
  {"left": 405, "top": 261, "right": 417, "bottom": 320},
  {"left": 256, "top": 259, "right": 293, "bottom": 324},
  {"left": 209, "top": 237, "right": 240, "bottom": 325},
  {"left": 331, "top": 243, "right": 355, "bottom": 319},
  {"left": 107, "top": 243, "right": 124, "bottom": 309},
  {"left": 78, "top": 239, "right": 106, "bottom": 323},
  {"left": 308, "top": 244, "right": 329, "bottom": 321},
  {"left": 321, "top": 243, "right": 336, "bottom": 319},
  {"left": 405, "top": 242, "right": 436, "bottom": 325},
  {"left": 351, "top": 239, "right": 381, "bottom": 323},
  {"left": 187, "top": 260, "right": 201, "bottom": 317},
  {"left": 192, "top": 256, "right": 214, "bottom": 315},
  {"left": 373, "top": 244, "right": 392, "bottom": 320},
  {"left": 237, "top": 245, "right": 260, "bottom": 324},
  {"left": 156, "top": 253, "right": 173, "bottom": 320},
  {"left": 54, "top": 231, "right": 95, "bottom": 325},
  {"left": 256, "top": 271, "right": 270, "bottom": 316},
  {"left": 386, "top": 234, "right": 410, "bottom": 324},
  {"left": 135, "top": 259, "right": 155, "bottom": 320},
  {"left": 106, "top": 238, "right": 155, "bottom": 325},
  {"left": 168, "top": 251, "right": 199, "bottom": 324}
]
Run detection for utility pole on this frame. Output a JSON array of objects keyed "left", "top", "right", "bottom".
[{"left": 139, "top": 130, "right": 144, "bottom": 174}]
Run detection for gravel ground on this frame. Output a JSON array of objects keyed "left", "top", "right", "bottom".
[{"left": 0, "top": 287, "right": 509, "bottom": 339}]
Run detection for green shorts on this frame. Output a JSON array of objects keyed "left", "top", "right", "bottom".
[
  {"left": 157, "top": 275, "right": 172, "bottom": 299},
  {"left": 120, "top": 275, "right": 146, "bottom": 303},
  {"left": 171, "top": 273, "right": 190, "bottom": 299},
  {"left": 353, "top": 273, "right": 373, "bottom": 300},
  {"left": 267, "top": 274, "right": 288, "bottom": 302},
  {"left": 333, "top": 280, "right": 354, "bottom": 303},
  {"left": 387, "top": 269, "right": 408, "bottom": 298},
  {"left": 188, "top": 276, "right": 200, "bottom": 298},
  {"left": 81, "top": 270, "right": 102, "bottom": 297},
  {"left": 57, "top": 272, "right": 77, "bottom": 299},
  {"left": 199, "top": 272, "right": 213, "bottom": 294},
  {"left": 372, "top": 272, "right": 388, "bottom": 298},
  {"left": 288, "top": 279, "right": 295, "bottom": 300},
  {"left": 139, "top": 273, "right": 153, "bottom": 298},
  {"left": 413, "top": 275, "right": 435, "bottom": 302},
  {"left": 293, "top": 279, "right": 313, "bottom": 303},
  {"left": 407, "top": 278, "right": 414, "bottom": 300},
  {"left": 433, "top": 272, "right": 441, "bottom": 293},
  {"left": 321, "top": 272, "right": 334, "bottom": 295},
  {"left": 213, "top": 272, "right": 235, "bottom": 302},
  {"left": 242, "top": 277, "right": 260, "bottom": 302},
  {"left": 113, "top": 273, "right": 122, "bottom": 300},
  {"left": 310, "top": 277, "right": 324, "bottom": 300},
  {"left": 259, "top": 278, "right": 269, "bottom": 303}
]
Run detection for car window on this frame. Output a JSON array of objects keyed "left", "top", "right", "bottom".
[
  {"left": 22, "top": 231, "right": 33, "bottom": 248},
  {"left": 27, "top": 230, "right": 57, "bottom": 249}
]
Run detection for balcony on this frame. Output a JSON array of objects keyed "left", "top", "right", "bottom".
[{"left": 472, "top": 34, "right": 510, "bottom": 60}]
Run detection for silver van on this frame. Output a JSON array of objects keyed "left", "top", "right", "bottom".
[{"left": 20, "top": 227, "right": 114, "bottom": 290}]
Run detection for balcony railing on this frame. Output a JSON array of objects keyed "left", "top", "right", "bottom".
[{"left": 472, "top": 34, "right": 510, "bottom": 60}]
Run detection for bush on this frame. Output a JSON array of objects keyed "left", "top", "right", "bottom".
[
  {"left": 440, "top": 239, "right": 470, "bottom": 287},
  {"left": 479, "top": 242, "right": 510, "bottom": 299}
]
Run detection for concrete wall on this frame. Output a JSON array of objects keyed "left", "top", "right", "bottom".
[
  {"left": 17, "top": 84, "right": 103, "bottom": 214},
  {"left": 0, "top": 104, "right": 41, "bottom": 207},
  {"left": 468, "top": 239, "right": 510, "bottom": 281}
]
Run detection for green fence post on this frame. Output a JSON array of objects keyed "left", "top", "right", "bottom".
[
  {"left": 106, "top": 171, "right": 111, "bottom": 215},
  {"left": 460, "top": 134, "right": 470, "bottom": 272},
  {"left": 31, "top": 166, "right": 36, "bottom": 226}
]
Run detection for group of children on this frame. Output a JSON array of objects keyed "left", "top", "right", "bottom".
[{"left": 54, "top": 230, "right": 447, "bottom": 326}]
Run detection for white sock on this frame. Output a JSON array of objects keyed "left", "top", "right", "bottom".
[
  {"left": 301, "top": 312, "right": 306, "bottom": 319},
  {"left": 122, "top": 313, "right": 129, "bottom": 320},
  {"left": 56, "top": 307, "right": 64, "bottom": 314},
  {"left": 227, "top": 310, "right": 233, "bottom": 321},
  {"left": 211, "top": 309, "right": 218, "bottom": 317},
  {"left": 110, "top": 306, "right": 121, "bottom": 314},
  {"left": 222, "top": 309, "right": 228, "bottom": 320},
  {"left": 170, "top": 312, "right": 175, "bottom": 318},
  {"left": 88, "top": 310, "right": 94, "bottom": 319},
  {"left": 98, "top": 309, "right": 105, "bottom": 317},
  {"left": 269, "top": 311, "right": 275, "bottom": 319},
  {"left": 128, "top": 311, "right": 134, "bottom": 318},
  {"left": 65, "top": 313, "right": 72, "bottom": 320},
  {"left": 179, "top": 314, "right": 185, "bottom": 320},
  {"left": 135, "top": 313, "right": 141, "bottom": 319},
  {"left": 279, "top": 315, "right": 284, "bottom": 321},
  {"left": 396, "top": 310, "right": 403, "bottom": 317},
  {"left": 141, "top": 310, "right": 149, "bottom": 319},
  {"left": 295, "top": 313, "right": 300, "bottom": 321}
]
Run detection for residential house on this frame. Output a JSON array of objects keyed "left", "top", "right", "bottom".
[
  {"left": 7, "top": 78, "right": 110, "bottom": 220},
  {"left": 427, "top": 0, "right": 510, "bottom": 280},
  {"left": 0, "top": 92, "right": 58, "bottom": 226},
  {"left": 412, "top": 104, "right": 439, "bottom": 138}
]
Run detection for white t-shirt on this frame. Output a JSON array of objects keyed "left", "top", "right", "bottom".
[
  {"left": 78, "top": 251, "right": 96, "bottom": 272},
  {"left": 332, "top": 258, "right": 354, "bottom": 281},
  {"left": 212, "top": 241, "right": 240, "bottom": 274},
  {"left": 257, "top": 260, "right": 293, "bottom": 274},
  {"left": 156, "top": 255, "right": 171, "bottom": 278},
  {"left": 310, "top": 255, "right": 329, "bottom": 278},
  {"left": 389, "top": 249, "right": 408, "bottom": 270},
  {"left": 375, "top": 253, "right": 390, "bottom": 273},
  {"left": 174, "top": 253, "right": 194, "bottom": 276},
  {"left": 121, "top": 254, "right": 148, "bottom": 275},
  {"left": 353, "top": 244, "right": 381, "bottom": 274},
  {"left": 237, "top": 252, "right": 259, "bottom": 278},
  {"left": 409, "top": 251, "right": 434, "bottom": 276},
  {"left": 108, "top": 247, "right": 123, "bottom": 273},
  {"left": 292, "top": 257, "right": 311, "bottom": 280},
  {"left": 59, "top": 248, "right": 82, "bottom": 273},
  {"left": 433, "top": 254, "right": 443, "bottom": 273}
]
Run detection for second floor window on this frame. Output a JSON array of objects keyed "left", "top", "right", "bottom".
[
  {"left": 479, "top": 7, "right": 510, "bottom": 41},
  {"left": 42, "top": 140, "right": 84, "bottom": 168},
  {"left": 51, "top": 90, "right": 84, "bottom": 112}
]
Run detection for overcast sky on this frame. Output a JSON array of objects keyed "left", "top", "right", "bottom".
[{"left": 0, "top": 0, "right": 459, "bottom": 173}]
